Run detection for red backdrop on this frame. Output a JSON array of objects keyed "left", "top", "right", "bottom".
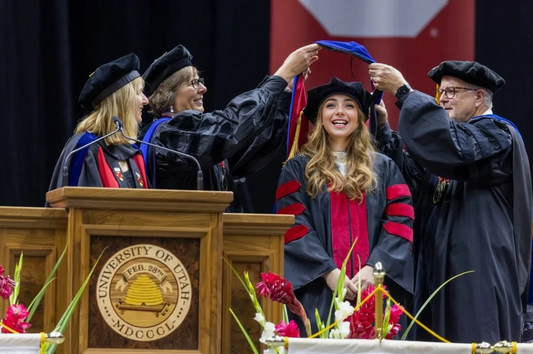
[{"left": 270, "top": 0, "right": 475, "bottom": 128}]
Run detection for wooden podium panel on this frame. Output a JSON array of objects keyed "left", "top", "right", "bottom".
[
  {"left": 47, "top": 188, "right": 233, "bottom": 354},
  {"left": 222, "top": 213, "right": 293, "bottom": 354},
  {"left": 0, "top": 189, "right": 293, "bottom": 354},
  {"left": 0, "top": 207, "right": 67, "bottom": 335}
]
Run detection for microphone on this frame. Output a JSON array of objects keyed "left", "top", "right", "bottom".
[
  {"left": 112, "top": 116, "right": 204, "bottom": 190},
  {"left": 62, "top": 120, "right": 121, "bottom": 186}
]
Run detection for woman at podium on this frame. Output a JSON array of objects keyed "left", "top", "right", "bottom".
[
  {"left": 139, "top": 44, "right": 320, "bottom": 211},
  {"left": 276, "top": 77, "right": 414, "bottom": 333},
  {"left": 47, "top": 53, "right": 150, "bottom": 190}
]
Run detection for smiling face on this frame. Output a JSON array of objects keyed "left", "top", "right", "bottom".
[
  {"left": 173, "top": 70, "right": 207, "bottom": 113},
  {"left": 439, "top": 76, "right": 485, "bottom": 123},
  {"left": 320, "top": 94, "right": 360, "bottom": 148}
]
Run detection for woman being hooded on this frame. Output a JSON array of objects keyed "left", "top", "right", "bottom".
[
  {"left": 140, "top": 44, "right": 319, "bottom": 211},
  {"left": 276, "top": 77, "right": 414, "bottom": 333},
  {"left": 48, "top": 53, "right": 149, "bottom": 190}
]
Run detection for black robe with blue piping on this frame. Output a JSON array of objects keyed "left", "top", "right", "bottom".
[
  {"left": 276, "top": 153, "right": 414, "bottom": 334},
  {"left": 140, "top": 75, "right": 290, "bottom": 212},
  {"left": 376, "top": 90, "right": 532, "bottom": 343}
]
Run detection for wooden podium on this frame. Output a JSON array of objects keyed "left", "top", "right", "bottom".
[{"left": 0, "top": 187, "right": 292, "bottom": 354}]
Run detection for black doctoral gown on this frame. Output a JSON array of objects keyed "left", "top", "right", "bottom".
[
  {"left": 141, "top": 75, "right": 289, "bottom": 212},
  {"left": 276, "top": 153, "right": 414, "bottom": 334},
  {"left": 376, "top": 90, "right": 532, "bottom": 343},
  {"left": 48, "top": 132, "right": 149, "bottom": 196}
]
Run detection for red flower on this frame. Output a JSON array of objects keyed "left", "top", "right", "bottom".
[
  {"left": 256, "top": 272, "right": 311, "bottom": 336},
  {"left": 1, "top": 304, "right": 31, "bottom": 333},
  {"left": 256, "top": 272, "right": 301, "bottom": 314},
  {"left": 347, "top": 285, "right": 403, "bottom": 339},
  {"left": 275, "top": 320, "right": 300, "bottom": 337},
  {"left": 385, "top": 304, "right": 404, "bottom": 339},
  {"left": 0, "top": 266, "right": 15, "bottom": 300}
]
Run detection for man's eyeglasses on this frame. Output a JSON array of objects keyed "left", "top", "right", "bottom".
[
  {"left": 190, "top": 78, "right": 205, "bottom": 90},
  {"left": 436, "top": 86, "right": 478, "bottom": 99}
]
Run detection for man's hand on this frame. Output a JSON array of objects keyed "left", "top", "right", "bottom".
[
  {"left": 323, "top": 268, "right": 358, "bottom": 300},
  {"left": 369, "top": 63, "right": 408, "bottom": 95},
  {"left": 351, "top": 265, "right": 375, "bottom": 291},
  {"left": 375, "top": 100, "right": 388, "bottom": 128}
]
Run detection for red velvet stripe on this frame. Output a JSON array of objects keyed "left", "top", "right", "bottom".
[
  {"left": 329, "top": 191, "right": 351, "bottom": 275},
  {"left": 330, "top": 191, "right": 370, "bottom": 279},
  {"left": 349, "top": 194, "right": 370, "bottom": 274},
  {"left": 383, "top": 221, "right": 413, "bottom": 243},
  {"left": 97, "top": 147, "right": 119, "bottom": 188},
  {"left": 385, "top": 203, "right": 414, "bottom": 219},
  {"left": 276, "top": 180, "right": 302, "bottom": 201},
  {"left": 277, "top": 203, "right": 306, "bottom": 216},
  {"left": 284, "top": 225, "right": 310, "bottom": 244},
  {"left": 132, "top": 154, "right": 148, "bottom": 189},
  {"left": 386, "top": 184, "right": 411, "bottom": 200}
]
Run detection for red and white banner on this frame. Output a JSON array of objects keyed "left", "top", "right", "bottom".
[{"left": 270, "top": 0, "right": 475, "bottom": 128}]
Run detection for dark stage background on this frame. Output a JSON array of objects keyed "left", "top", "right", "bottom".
[{"left": 1, "top": 0, "right": 532, "bottom": 212}]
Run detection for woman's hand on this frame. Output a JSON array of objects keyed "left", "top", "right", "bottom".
[
  {"left": 323, "top": 268, "right": 358, "bottom": 300},
  {"left": 375, "top": 100, "right": 388, "bottom": 128},
  {"left": 275, "top": 44, "right": 321, "bottom": 83},
  {"left": 351, "top": 265, "right": 375, "bottom": 291}
]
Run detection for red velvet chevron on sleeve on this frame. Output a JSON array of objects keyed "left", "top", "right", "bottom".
[
  {"left": 385, "top": 203, "right": 414, "bottom": 219},
  {"left": 383, "top": 221, "right": 413, "bottom": 243},
  {"left": 284, "top": 224, "right": 310, "bottom": 244},
  {"left": 277, "top": 203, "right": 306, "bottom": 216},
  {"left": 386, "top": 184, "right": 411, "bottom": 200},
  {"left": 276, "top": 180, "right": 302, "bottom": 201}
]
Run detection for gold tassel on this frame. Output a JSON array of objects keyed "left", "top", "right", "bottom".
[
  {"left": 435, "top": 84, "right": 441, "bottom": 105},
  {"left": 286, "top": 111, "right": 304, "bottom": 162}
]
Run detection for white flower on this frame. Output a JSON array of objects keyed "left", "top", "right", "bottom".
[
  {"left": 339, "top": 321, "right": 351, "bottom": 338},
  {"left": 334, "top": 299, "right": 354, "bottom": 322},
  {"left": 254, "top": 312, "right": 266, "bottom": 326},
  {"left": 260, "top": 322, "right": 276, "bottom": 343},
  {"left": 263, "top": 348, "right": 285, "bottom": 354},
  {"left": 329, "top": 328, "right": 342, "bottom": 339},
  {"left": 329, "top": 321, "right": 351, "bottom": 339}
]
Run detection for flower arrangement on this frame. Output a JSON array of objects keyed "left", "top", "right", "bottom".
[
  {"left": 0, "top": 247, "right": 105, "bottom": 354},
  {"left": 225, "top": 253, "right": 404, "bottom": 354}
]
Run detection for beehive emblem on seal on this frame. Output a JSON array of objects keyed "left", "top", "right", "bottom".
[{"left": 96, "top": 244, "right": 192, "bottom": 341}]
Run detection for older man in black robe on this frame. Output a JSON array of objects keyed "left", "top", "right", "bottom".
[{"left": 369, "top": 60, "right": 532, "bottom": 343}]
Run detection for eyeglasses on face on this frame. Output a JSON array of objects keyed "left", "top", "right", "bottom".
[
  {"left": 189, "top": 78, "right": 205, "bottom": 90},
  {"left": 436, "top": 86, "right": 478, "bottom": 99}
]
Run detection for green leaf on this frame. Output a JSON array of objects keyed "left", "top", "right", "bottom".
[
  {"left": 382, "top": 299, "right": 391, "bottom": 339},
  {"left": 44, "top": 248, "right": 107, "bottom": 354},
  {"left": 229, "top": 308, "right": 259, "bottom": 354},
  {"left": 10, "top": 252, "right": 23, "bottom": 305},
  {"left": 315, "top": 309, "right": 328, "bottom": 339},
  {"left": 400, "top": 270, "right": 474, "bottom": 340},
  {"left": 28, "top": 242, "right": 69, "bottom": 322},
  {"left": 326, "top": 238, "right": 358, "bottom": 329},
  {"left": 244, "top": 272, "right": 263, "bottom": 316},
  {"left": 282, "top": 305, "right": 289, "bottom": 324},
  {"left": 223, "top": 257, "right": 264, "bottom": 318},
  {"left": 26, "top": 278, "right": 56, "bottom": 322}
]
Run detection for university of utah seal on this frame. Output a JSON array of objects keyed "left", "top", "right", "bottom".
[{"left": 96, "top": 244, "right": 192, "bottom": 341}]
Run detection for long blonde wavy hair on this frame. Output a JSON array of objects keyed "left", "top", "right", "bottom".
[
  {"left": 75, "top": 77, "right": 144, "bottom": 146},
  {"left": 302, "top": 100, "right": 376, "bottom": 202}
]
